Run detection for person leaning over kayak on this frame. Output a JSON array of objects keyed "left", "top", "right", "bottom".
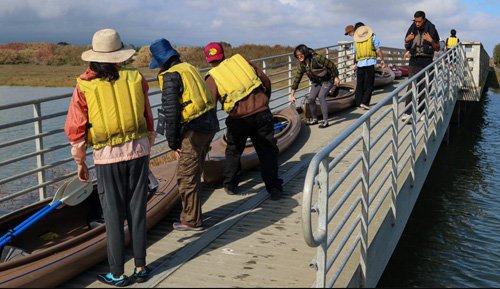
[
  {"left": 203, "top": 42, "right": 283, "bottom": 201},
  {"left": 289, "top": 44, "right": 340, "bottom": 128},
  {"left": 150, "top": 38, "right": 219, "bottom": 232},
  {"left": 64, "top": 29, "right": 155, "bottom": 286}
]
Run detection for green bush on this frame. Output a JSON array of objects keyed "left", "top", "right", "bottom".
[{"left": 494, "top": 43, "right": 500, "bottom": 68}]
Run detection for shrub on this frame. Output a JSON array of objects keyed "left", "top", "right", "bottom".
[
  {"left": 133, "top": 46, "right": 152, "bottom": 68},
  {"left": 0, "top": 41, "right": 296, "bottom": 69}
]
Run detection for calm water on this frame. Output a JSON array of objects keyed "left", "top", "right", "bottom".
[{"left": 378, "top": 87, "right": 500, "bottom": 287}]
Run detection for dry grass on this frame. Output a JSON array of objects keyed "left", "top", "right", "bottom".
[
  {"left": 1, "top": 42, "right": 297, "bottom": 87},
  {"left": 0, "top": 64, "right": 159, "bottom": 87},
  {"left": 150, "top": 143, "right": 178, "bottom": 168}
]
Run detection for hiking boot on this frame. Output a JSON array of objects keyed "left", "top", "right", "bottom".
[
  {"left": 269, "top": 188, "right": 282, "bottom": 201},
  {"left": 306, "top": 119, "right": 318, "bottom": 126},
  {"left": 224, "top": 184, "right": 237, "bottom": 195},
  {"left": 133, "top": 266, "right": 150, "bottom": 283},
  {"left": 173, "top": 222, "right": 204, "bottom": 231},
  {"left": 97, "top": 273, "right": 130, "bottom": 287}
]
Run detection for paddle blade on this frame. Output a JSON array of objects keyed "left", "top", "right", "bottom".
[
  {"left": 56, "top": 177, "right": 93, "bottom": 208},
  {"left": 50, "top": 177, "right": 72, "bottom": 206}
]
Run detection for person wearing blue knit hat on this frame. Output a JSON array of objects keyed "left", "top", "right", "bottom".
[{"left": 149, "top": 38, "right": 219, "bottom": 231}]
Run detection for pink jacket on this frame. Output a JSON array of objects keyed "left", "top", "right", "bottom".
[{"left": 65, "top": 67, "right": 157, "bottom": 165}]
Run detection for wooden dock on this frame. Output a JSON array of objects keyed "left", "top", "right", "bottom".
[{"left": 60, "top": 79, "right": 406, "bottom": 288}]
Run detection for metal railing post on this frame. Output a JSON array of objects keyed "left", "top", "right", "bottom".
[
  {"left": 288, "top": 55, "right": 292, "bottom": 96},
  {"left": 315, "top": 157, "right": 329, "bottom": 288},
  {"left": 33, "top": 103, "right": 47, "bottom": 200},
  {"left": 410, "top": 79, "right": 418, "bottom": 187},
  {"left": 360, "top": 119, "right": 370, "bottom": 287},
  {"left": 391, "top": 92, "right": 398, "bottom": 223}
]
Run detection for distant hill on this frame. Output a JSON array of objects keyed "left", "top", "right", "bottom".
[
  {"left": 0, "top": 42, "right": 295, "bottom": 69},
  {"left": 0, "top": 42, "right": 296, "bottom": 87}
]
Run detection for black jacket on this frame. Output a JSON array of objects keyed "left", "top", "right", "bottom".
[
  {"left": 158, "top": 61, "right": 219, "bottom": 151},
  {"left": 404, "top": 19, "right": 439, "bottom": 57}
]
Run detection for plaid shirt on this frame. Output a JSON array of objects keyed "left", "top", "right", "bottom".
[{"left": 292, "top": 53, "right": 339, "bottom": 90}]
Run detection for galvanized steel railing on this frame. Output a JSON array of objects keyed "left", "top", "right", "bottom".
[
  {"left": 2, "top": 43, "right": 393, "bottom": 212},
  {"left": 301, "top": 42, "right": 489, "bottom": 287}
]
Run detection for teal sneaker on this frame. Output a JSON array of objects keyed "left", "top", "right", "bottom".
[
  {"left": 97, "top": 273, "right": 130, "bottom": 287},
  {"left": 133, "top": 266, "right": 150, "bottom": 283}
]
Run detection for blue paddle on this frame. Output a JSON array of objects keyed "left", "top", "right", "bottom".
[
  {"left": 0, "top": 177, "right": 92, "bottom": 249},
  {"left": 274, "top": 121, "right": 288, "bottom": 130},
  {"left": 0, "top": 181, "right": 69, "bottom": 245}
]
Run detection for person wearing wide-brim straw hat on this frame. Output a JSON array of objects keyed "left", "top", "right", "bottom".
[
  {"left": 81, "top": 29, "right": 136, "bottom": 63},
  {"left": 149, "top": 38, "right": 219, "bottom": 232},
  {"left": 352, "top": 23, "right": 385, "bottom": 111},
  {"left": 65, "top": 28, "right": 155, "bottom": 286}
]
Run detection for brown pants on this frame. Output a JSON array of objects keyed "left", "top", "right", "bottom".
[{"left": 176, "top": 130, "right": 215, "bottom": 227}]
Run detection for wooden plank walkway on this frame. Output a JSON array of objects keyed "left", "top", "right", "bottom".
[{"left": 60, "top": 79, "right": 406, "bottom": 288}]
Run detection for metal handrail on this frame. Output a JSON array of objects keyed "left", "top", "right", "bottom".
[
  {"left": 301, "top": 42, "right": 489, "bottom": 287},
  {"left": 3, "top": 42, "right": 398, "bottom": 210}
]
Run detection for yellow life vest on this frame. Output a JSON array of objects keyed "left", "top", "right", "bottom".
[
  {"left": 355, "top": 35, "right": 377, "bottom": 61},
  {"left": 158, "top": 62, "right": 215, "bottom": 123},
  {"left": 206, "top": 54, "right": 263, "bottom": 113},
  {"left": 447, "top": 37, "right": 458, "bottom": 49},
  {"left": 77, "top": 69, "right": 150, "bottom": 149}
]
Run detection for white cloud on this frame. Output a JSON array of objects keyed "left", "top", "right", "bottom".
[
  {"left": 212, "top": 19, "right": 223, "bottom": 29},
  {"left": 0, "top": 0, "right": 498, "bottom": 54}
]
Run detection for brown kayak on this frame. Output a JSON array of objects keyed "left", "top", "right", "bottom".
[
  {"left": 345, "top": 67, "right": 396, "bottom": 89},
  {"left": 202, "top": 104, "right": 301, "bottom": 185},
  {"left": 0, "top": 161, "right": 179, "bottom": 288},
  {"left": 303, "top": 82, "right": 356, "bottom": 119},
  {"left": 373, "top": 67, "right": 395, "bottom": 87}
]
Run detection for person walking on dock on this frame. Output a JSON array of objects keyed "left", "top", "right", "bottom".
[
  {"left": 65, "top": 28, "right": 155, "bottom": 286},
  {"left": 150, "top": 38, "right": 219, "bottom": 232},
  {"left": 290, "top": 44, "right": 340, "bottom": 128},
  {"left": 402, "top": 10, "right": 440, "bottom": 123},
  {"left": 351, "top": 22, "right": 386, "bottom": 110},
  {"left": 445, "top": 29, "right": 460, "bottom": 51},
  {"left": 203, "top": 42, "right": 283, "bottom": 200}
]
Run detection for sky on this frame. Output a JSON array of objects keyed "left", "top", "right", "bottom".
[{"left": 1, "top": 0, "right": 499, "bottom": 55}]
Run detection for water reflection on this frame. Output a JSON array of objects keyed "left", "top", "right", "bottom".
[{"left": 378, "top": 88, "right": 500, "bottom": 287}]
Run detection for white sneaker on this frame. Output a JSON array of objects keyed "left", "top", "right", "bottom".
[
  {"left": 401, "top": 115, "right": 412, "bottom": 124},
  {"left": 419, "top": 115, "right": 426, "bottom": 122},
  {"left": 360, "top": 104, "right": 370, "bottom": 110}
]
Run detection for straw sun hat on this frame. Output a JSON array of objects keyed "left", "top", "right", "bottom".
[
  {"left": 354, "top": 26, "right": 373, "bottom": 42},
  {"left": 81, "top": 29, "right": 135, "bottom": 63}
]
